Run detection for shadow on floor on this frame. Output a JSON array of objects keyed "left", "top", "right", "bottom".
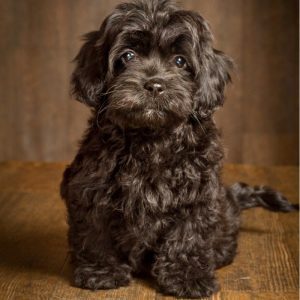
[{"left": 0, "top": 226, "right": 70, "bottom": 281}]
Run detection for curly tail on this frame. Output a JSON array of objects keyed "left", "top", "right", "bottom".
[{"left": 230, "top": 182, "right": 299, "bottom": 212}]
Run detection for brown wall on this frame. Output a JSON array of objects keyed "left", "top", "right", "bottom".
[{"left": 0, "top": 0, "right": 298, "bottom": 165}]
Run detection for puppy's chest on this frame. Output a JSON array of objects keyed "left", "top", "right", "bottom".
[{"left": 114, "top": 146, "right": 206, "bottom": 210}]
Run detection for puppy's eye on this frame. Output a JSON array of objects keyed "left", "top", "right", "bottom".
[
  {"left": 174, "top": 56, "right": 186, "bottom": 68},
  {"left": 122, "top": 51, "right": 136, "bottom": 63}
]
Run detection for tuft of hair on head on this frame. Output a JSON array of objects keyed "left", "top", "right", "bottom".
[{"left": 116, "top": 0, "right": 178, "bottom": 15}]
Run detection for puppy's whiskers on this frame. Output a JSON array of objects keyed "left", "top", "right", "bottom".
[
  {"left": 96, "top": 102, "right": 108, "bottom": 128},
  {"left": 191, "top": 112, "right": 206, "bottom": 134}
]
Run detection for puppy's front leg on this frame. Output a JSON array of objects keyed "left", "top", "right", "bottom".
[
  {"left": 61, "top": 164, "right": 132, "bottom": 290},
  {"left": 152, "top": 220, "right": 219, "bottom": 298},
  {"left": 73, "top": 257, "right": 132, "bottom": 290},
  {"left": 70, "top": 224, "right": 132, "bottom": 290}
]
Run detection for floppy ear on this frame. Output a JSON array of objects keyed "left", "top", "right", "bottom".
[
  {"left": 71, "top": 19, "right": 110, "bottom": 107},
  {"left": 181, "top": 10, "right": 233, "bottom": 117},
  {"left": 195, "top": 48, "right": 233, "bottom": 117}
]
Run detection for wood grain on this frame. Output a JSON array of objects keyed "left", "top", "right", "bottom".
[
  {"left": 0, "top": 0, "right": 298, "bottom": 164},
  {"left": 0, "top": 162, "right": 298, "bottom": 299}
]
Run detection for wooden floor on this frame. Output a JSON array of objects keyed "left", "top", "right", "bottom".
[{"left": 0, "top": 162, "right": 298, "bottom": 300}]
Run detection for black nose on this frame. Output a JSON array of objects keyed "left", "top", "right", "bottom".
[{"left": 144, "top": 78, "right": 166, "bottom": 97}]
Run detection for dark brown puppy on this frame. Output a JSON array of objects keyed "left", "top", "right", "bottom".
[{"left": 61, "top": 0, "right": 298, "bottom": 297}]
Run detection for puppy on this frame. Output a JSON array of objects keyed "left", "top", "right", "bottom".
[{"left": 60, "top": 0, "right": 298, "bottom": 297}]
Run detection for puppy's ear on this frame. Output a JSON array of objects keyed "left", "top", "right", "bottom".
[
  {"left": 195, "top": 49, "right": 233, "bottom": 117},
  {"left": 182, "top": 11, "right": 233, "bottom": 117},
  {"left": 71, "top": 19, "right": 110, "bottom": 107}
]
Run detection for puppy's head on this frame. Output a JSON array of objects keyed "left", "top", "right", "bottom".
[{"left": 71, "top": 0, "right": 233, "bottom": 129}]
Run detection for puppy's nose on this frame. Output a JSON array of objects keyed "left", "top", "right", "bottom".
[{"left": 144, "top": 78, "right": 166, "bottom": 97}]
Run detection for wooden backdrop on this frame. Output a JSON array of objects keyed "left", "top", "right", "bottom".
[{"left": 0, "top": 0, "right": 298, "bottom": 165}]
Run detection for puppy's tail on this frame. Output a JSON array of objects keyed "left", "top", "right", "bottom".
[{"left": 230, "top": 182, "right": 299, "bottom": 212}]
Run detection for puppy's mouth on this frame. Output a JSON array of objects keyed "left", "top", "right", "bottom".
[
  {"left": 106, "top": 95, "right": 184, "bottom": 129},
  {"left": 133, "top": 106, "right": 168, "bottom": 120}
]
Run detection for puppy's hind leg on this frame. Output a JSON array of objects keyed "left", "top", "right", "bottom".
[{"left": 213, "top": 191, "right": 240, "bottom": 269}]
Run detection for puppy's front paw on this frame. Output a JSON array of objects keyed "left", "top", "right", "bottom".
[
  {"left": 74, "top": 263, "right": 132, "bottom": 290},
  {"left": 158, "top": 275, "right": 219, "bottom": 298}
]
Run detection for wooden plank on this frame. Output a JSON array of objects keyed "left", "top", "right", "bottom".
[
  {"left": 0, "top": 162, "right": 298, "bottom": 299},
  {"left": 0, "top": 164, "right": 68, "bottom": 299}
]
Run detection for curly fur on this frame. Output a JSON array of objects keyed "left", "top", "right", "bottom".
[{"left": 60, "top": 0, "right": 298, "bottom": 297}]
